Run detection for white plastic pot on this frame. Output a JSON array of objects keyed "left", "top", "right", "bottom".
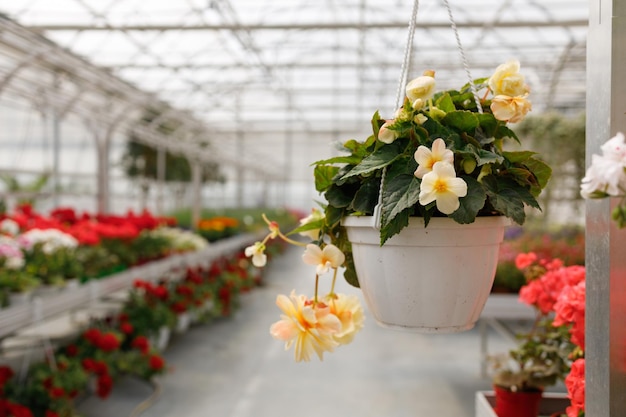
[{"left": 343, "top": 215, "right": 509, "bottom": 333}]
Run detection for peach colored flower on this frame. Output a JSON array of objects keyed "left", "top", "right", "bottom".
[
  {"left": 490, "top": 94, "right": 532, "bottom": 123},
  {"left": 269, "top": 291, "right": 342, "bottom": 362},
  {"left": 378, "top": 119, "right": 398, "bottom": 144},
  {"left": 327, "top": 293, "right": 365, "bottom": 345},
  {"left": 488, "top": 60, "right": 528, "bottom": 97},
  {"left": 302, "top": 243, "right": 345, "bottom": 275}
]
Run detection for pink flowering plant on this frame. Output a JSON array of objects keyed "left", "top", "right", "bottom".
[
  {"left": 580, "top": 131, "right": 626, "bottom": 227},
  {"left": 515, "top": 252, "right": 586, "bottom": 417}
]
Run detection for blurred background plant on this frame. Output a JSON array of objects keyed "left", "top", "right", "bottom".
[{"left": 493, "top": 223, "right": 584, "bottom": 293}]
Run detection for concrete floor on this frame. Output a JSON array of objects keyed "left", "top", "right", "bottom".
[{"left": 77, "top": 246, "right": 520, "bottom": 417}]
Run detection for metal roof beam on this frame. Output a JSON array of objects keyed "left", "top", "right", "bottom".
[{"left": 25, "top": 19, "right": 589, "bottom": 31}]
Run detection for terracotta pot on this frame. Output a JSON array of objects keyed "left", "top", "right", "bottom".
[
  {"left": 493, "top": 385, "right": 543, "bottom": 417},
  {"left": 343, "top": 215, "right": 509, "bottom": 332}
]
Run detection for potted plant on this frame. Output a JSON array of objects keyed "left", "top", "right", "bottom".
[
  {"left": 246, "top": 61, "right": 551, "bottom": 360},
  {"left": 480, "top": 251, "right": 585, "bottom": 417},
  {"left": 489, "top": 316, "right": 574, "bottom": 417}
]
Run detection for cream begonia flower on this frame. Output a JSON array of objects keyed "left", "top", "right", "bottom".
[
  {"left": 490, "top": 95, "right": 532, "bottom": 123},
  {"left": 419, "top": 161, "right": 468, "bottom": 214},
  {"left": 413, "top": 138, "right": 454, "bottom": 179},
  {"left": 298, "top": 208, "right": 324, "bottom": 240},
  {"left": 302, "top": 243, "right": 345, "bottom": 275},
  {"left": 269, "top": 291, "right": 341, "bottom": 362},
  {"left": 327, "top": 293, "right": 365, "bottom": 345},
  {"left": 414, "top": 113, "right": 428, "bottom": 125},
  {"left": 378, "top": 120, "right": 398, "bottom": 144},
  {"left": 406, "top": 70, "right": 436, "bottom": 108},
  {"left": 488, "top": 60, "right": 528, "bottom": 97},
  {"left": 244, "top": 241, "right": 267, "bottom": 267}
]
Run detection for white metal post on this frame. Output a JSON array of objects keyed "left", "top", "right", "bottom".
[{"left": 585, "top": 1, "right": 626, "bottom": 416}]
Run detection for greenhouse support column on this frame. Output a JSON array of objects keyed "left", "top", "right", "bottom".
[
  {"left": 191, "top": 160, "right": 202, "bottom": 231},
  {"left": 51, "top": 110, "right": 61, "bottom": 208},
  {"left": 156, "top": 147, "right": 166, "bottom": 215},
  {"left": 586, "top": 2, "right": 626, "bottom": 416},
  {"left": 94, "top": 128, "right": 111, "bottom": 214}
]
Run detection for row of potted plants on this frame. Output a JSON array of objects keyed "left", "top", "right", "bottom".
[
  {"left": 0, "top": 204, "right": 209, "bottom": 307},
  {"left": 0, "top": 242, "right": 277, "bottom": 417}
]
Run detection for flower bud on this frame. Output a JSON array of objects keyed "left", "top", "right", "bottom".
[
  {"left": 462, "top": 158, "right": 477, "bottom": 174},
  {"left": 406, "top": 71, "right": 436, "bottom": 103}
]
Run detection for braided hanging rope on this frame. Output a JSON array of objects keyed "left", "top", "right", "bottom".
[
  {"left": 375, "top": 0, "right": 421, "bottom": 229},
  {"left": 442, "top": 0, "right": 483, "bottom": 113},
  {"left": 376, "top": 0, "right": 480, "bottom": 229},
  {"left": 393, "top": 0, "right": 421, "bottom": 112}
]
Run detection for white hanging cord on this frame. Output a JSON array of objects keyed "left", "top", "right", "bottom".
[
  {"left": 375, "top": 0, "right": 420, "bottom": 229},
  {"left": 442, "top": 0, "right": 483, "bottom": 113},
  {"left": 393, "top": 0, "right": 421, "bottom": 112}
]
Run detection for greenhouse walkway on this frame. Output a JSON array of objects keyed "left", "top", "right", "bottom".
[{"left": 76, "top": 245, "right": 516, "bottom": 417}]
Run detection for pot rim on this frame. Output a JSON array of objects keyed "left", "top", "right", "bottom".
[{"left": 342, "top": 214, "right": 512, "bottom": 229}]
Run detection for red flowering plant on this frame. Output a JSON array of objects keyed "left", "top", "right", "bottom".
[
  {"left": 120, "top": 280, "right": 176, "bottom": 339},
  {"left": 489, "top": 252, "right": 580, "bottom": 395},
  {"left": 2, "top": 355, "right": 89, "bottom": 417},
  {"left": 515, "top": 252, "right": 586, "bottom": 417}
]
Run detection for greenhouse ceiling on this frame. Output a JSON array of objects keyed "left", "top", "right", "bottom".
[{"left": 0, "top": 0, "right": 588, "bottom": 180}]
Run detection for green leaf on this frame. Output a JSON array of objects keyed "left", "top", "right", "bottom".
[
  {"left": 436, "top": 93, "right": 456, "bottom": 113},
  {"left": 502, "top": 150, "right": 537, "bottom": 163},
  {"left": 325, "top": 183, "right": 357, "bottom": 208},
  {"left": 341, "top": 141, "right": 404, "bottom": 179},
  {"left": 325, "top": 204, "right": 344, "bottom": 227},
  {"left": 483, "top": 176, "right": 541, "bottom": 225},
  {"left": 524, "top": 157, "right": 552, "bottom": 192},
  {"left": 380, "top": 174, "right": 421, "bottom": 226},
  {"left": 351, "top": 178, "right": 380, "bottom": 214},
  {"left": 380, "top": 208, "right": 410, "bottom": 245},
  {"left": 312, "top": 155, "right": 361, "bottom": 166},
  {"left": 287, "top": 219, "right": 324, "bottom": 237},
  {"left": 449, "top": 176, "right": 486, "bottom": 223},
  {"left": 442, "top": 110, "right": 479, "bottom": 134},
  {"left": 370, "top": 110, "right": 381, "bottom": 135},
  {"left": 314, "top": 165, "right": 339, "bottom": 192},
  {"left": 476, "top": 148, "right": 504, "bottom": 165}
]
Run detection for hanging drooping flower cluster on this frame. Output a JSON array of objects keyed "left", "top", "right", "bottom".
[
  {"left": 245, "top": 212, "right": 364, "bottom": 362},
  {"left": 580, "top": 131, "right": 626, "bottom": 227}
]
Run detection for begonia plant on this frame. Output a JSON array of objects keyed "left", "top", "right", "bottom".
[{"left": 246, "top": 60, "right": 551, "bottom": 362}]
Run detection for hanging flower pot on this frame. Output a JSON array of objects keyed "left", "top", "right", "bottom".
[
  {"left": 493, "top": 385, "right": 543, "bottom": 417},
  {"left": 343, "top": 215, "right": 509, "bottom": 332}
]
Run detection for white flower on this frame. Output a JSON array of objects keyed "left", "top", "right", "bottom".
[
  {"left": 298, "top": 208, "right": 324, "bottom": 240},
  {"left": 419, "top": 161, "right": 468, "bottom": 214},
  {"left": 580, "top": 154, "right": 626, "bottom": 198},
  {"left": 406, "top": 71, "right": 436, "bottom": 108},
  {"left": 414, "top": 138, "right": 454, "bottom": 179},
  {"left": 302, "top": 243, "right": 345, "bottom": 275},
  {"left": 600, "top": 132, "right": 626, "bottom": 163},
  {"left": 0, "top": 219, "right": 19, "bottom": 236},
  {"left": 245, "top": 241, "right": 267, "bottom": 267}
]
